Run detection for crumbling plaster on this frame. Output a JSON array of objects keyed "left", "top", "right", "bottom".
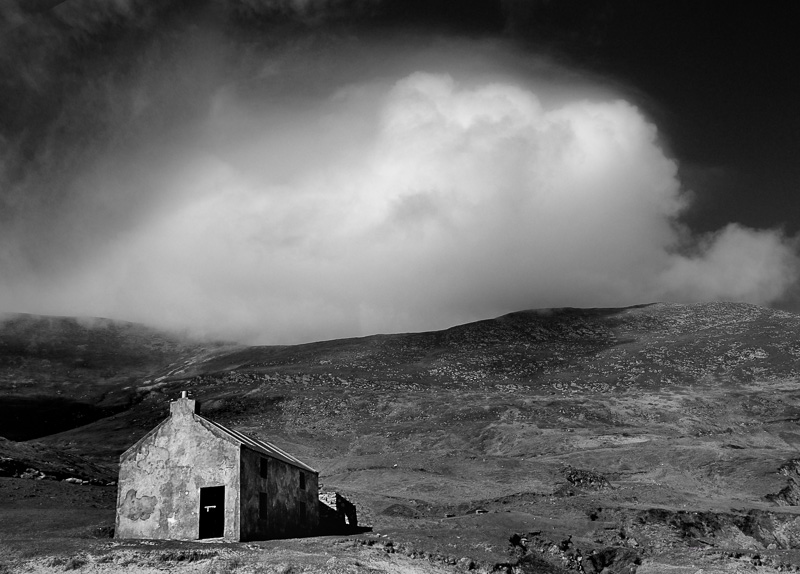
[{"left": 115, "top": 403, "right": 241, "bottom": 541}]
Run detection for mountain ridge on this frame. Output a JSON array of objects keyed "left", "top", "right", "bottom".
[{"left": 4, "top": 300, "right": 800, "bottom": 445}]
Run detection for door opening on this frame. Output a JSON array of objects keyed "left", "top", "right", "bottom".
[{"left": 199, "top": 486, "right": 225, "bottom": 539}]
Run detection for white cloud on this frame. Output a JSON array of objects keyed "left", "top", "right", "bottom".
[
  {"left": 1, "top": 54, "right": 797, "bottom": 343},
  {"left": 659, "top": 224, "right": 798, "bottom": 304}
]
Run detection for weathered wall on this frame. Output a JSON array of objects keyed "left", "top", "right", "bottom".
[
  {"left": 115, "top": 401, "right": 241, "bottom": 541},
  {"left": 240, "top": 447, "right": 319, "bottom": 540},
  {"left": 319, "top": 491, "right": 358, "bottom": 533}
]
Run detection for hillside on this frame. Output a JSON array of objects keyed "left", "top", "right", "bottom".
[
  {"left": 0, "top": 312, "right": 230, "bottom": 440},
  {"left": 4, "top": 302, "right": 800, "bottom": 573}
]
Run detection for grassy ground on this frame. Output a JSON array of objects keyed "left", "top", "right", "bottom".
[{"left": 6, "top": 303, "right": 800, "bottom": 572}]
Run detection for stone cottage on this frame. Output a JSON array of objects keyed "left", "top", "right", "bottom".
[{"left": 115, "top": 392, "right": 319, "bottom": 541}]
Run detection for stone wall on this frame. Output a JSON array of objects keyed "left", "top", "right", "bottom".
[
  {"left": 239, "top": 447, "right": 319, "bottom": 540},
  {"left": 318, "top": 491, "right": 358, "bottom": 533}
]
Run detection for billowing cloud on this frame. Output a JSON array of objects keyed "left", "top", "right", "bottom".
[
  {"left": 659, "top": 224, "right": 798, "bottom": 304},
  {"left": 0, "top": 27, "right": 797, "bottom": 343}
]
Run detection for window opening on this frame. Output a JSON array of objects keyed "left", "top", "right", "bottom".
[{"left": 259, "top": 492, "right": 268, "bottom": 520}]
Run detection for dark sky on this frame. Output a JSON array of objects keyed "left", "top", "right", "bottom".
[
  {"left": 1, "top": 0, "right": 799, "bottom": 342},
  {"left": 390, "top": 0, "right": 800, "bottom": 233},
  {"left": 508, "top": 1, "right": 800, "bottom": 235}
]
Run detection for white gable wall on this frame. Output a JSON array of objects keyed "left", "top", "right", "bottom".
[{"left": 115, "top": 406, "right": 241, "bottom": 541}]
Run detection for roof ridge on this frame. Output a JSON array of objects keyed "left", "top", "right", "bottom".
[{"left": 197, "top": 415, "right": 317, "bottom": 473}]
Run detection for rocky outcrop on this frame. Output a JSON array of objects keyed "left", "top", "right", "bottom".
[
  {"left": 0, "top": 455, "right": 110, "bottom": 484},
  {"left": 765, "top": 459, "right": 800, "bottom": 506},
  {"left": 563, "top": 467, "right": 611, "bottom": 490},
  {"left": 634, "top": 507, "right": 800, "bottom": 550},
  {"left": 510, "top": 532, "right": 640, "bottom": 574},
  {"left": 554, "top": 467, "right": 612, "bottom": 496}
]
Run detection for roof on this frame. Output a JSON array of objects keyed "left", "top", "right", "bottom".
[{"left": 198, "top": 415, "right": 317, "bottom": 474}]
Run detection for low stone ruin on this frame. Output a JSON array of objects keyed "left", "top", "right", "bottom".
[{"left": 318, "top": 491, "right": 358, "bottom": 534}]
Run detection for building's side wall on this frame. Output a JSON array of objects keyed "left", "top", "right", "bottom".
[
  {"left": 115, "top": 416, "right": 240, "bottom": 541},
  {"left": 239, "top": 447, "right": 319, "bottom": 540}
]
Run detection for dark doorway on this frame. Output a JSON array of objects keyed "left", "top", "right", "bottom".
[{"left": 199, "top": 486, "right": 225, "bottom": 539}]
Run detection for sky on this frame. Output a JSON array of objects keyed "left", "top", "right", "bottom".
[{"left": 1, "top": 0, "right": 799, "bottom": 344}]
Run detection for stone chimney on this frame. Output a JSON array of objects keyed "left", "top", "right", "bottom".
[{"left": 170, "top": 391, "right": 200, "bottom": 417}]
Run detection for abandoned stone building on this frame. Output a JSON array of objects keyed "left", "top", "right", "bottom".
[
  {"left": 115, "top": 393, "right": 319, "bottom": 541},
  {"left": 318, "top": 491, "right": 359, "bottom": 533}
]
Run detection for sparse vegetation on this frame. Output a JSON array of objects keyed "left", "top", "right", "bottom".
[
  {"left": 62, "top": 556, "right": 86, "bottom": 571},
  {"left": 4, "top": 303, "right": 800, "bottom": 572}
]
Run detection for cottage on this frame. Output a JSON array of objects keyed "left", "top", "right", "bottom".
[{"left": 115, "top": 392, "right": 319, "bottom": 541}]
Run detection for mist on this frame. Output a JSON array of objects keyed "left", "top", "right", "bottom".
[{"left": 1, "top": 6, "right": 797, "bottom": 343}]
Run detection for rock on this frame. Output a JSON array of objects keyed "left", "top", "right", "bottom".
[
  {"left": 20, "top": 468, "right": 46, "bottom": 480},
  {"left": 584, "top": 547, "right": 641, "bottom": 574},
  {"left": 514, "top": 553, "right": 564, "bottom": 574},
  {"left": 457, "top": 556, "right": 476, "bottom": 570},
  {"left": 563, "top": 466, "right": 611, "bottom": 490}
]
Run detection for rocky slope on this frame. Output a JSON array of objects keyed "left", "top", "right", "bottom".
[
  {"left": 0, "top": 312, "right": 230, "bottom": 440},
  {"left": 3, "top": 301, "right": 800, "bottom": 573}
]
